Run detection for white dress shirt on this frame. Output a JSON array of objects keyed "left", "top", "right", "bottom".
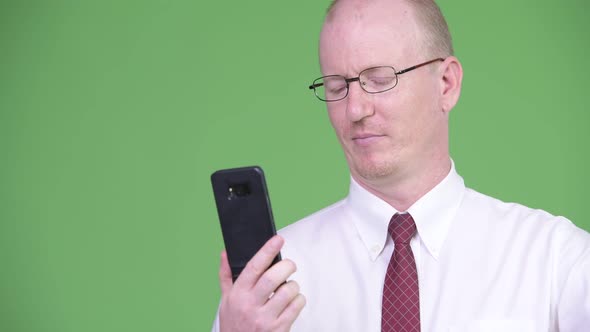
[{"left": 213, "top": 163, "right": 590, "bottom": 331}]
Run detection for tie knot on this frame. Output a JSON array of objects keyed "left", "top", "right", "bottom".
[{"left": 388, "top": 213, "right": 417, "bottom": 244}]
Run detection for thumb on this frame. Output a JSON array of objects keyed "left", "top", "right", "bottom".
[{"left": 219, "top": 250, "right": 233, "bottom": 295}]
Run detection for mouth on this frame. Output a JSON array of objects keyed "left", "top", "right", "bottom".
[{"left": 352, "top": 134, "right": 386, "bottom": 146}]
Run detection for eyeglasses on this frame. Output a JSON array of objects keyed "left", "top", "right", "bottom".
[{"left": 308, "top": 58, "right": 444, "bottom": 102}]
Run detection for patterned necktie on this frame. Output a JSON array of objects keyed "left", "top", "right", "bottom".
[{"left": 381, "top": 213, "right": 420, "bottom": 332}]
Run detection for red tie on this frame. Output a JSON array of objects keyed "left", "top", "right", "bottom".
[{"left": 381, "top": 213, "right": 421, "bottom": 332}]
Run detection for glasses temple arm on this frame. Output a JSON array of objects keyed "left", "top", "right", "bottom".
[{"left": 395, "top": 58, "right": 445, "bottom": 75}]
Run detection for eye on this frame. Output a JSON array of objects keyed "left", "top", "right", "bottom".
[
  {"left": 324, "top": 79, "right": 347, "bottom": 94},
  {"left": 360, "top": 67, "right": 397, "bottom": 92},
  {"left": 329, "top": 85, "right": 347, "bottom": 94},
  {"left": 366, "top": 76, "right": 395, "bottom": 86}
]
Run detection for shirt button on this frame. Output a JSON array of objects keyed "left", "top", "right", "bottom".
[{"left": 371, "top": 245, "right": 381, "bottom": 254}]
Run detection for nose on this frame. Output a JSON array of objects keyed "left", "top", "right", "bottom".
[{"left": 345, "top": 81, "right": 374, "bottom": 122}]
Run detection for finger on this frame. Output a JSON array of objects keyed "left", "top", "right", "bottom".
[
  {"left": 251, "top": 259, "right": 297, "bottom": 303},
  {"left": 234, "top": 235, "right": 284, "bottom": 289},
  {"left": 219, "top": 250, "right": 233, "bottom": 296},
  {"left": 263, "top": 280, "right": 300, "bottom": 318},
  {"left": 277, "top": 293, "right": 306, "bottom": 328}
]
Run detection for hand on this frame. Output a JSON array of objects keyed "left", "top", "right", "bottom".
[{"left": 218, "top": 235, "right": 306, "bottom": 332}]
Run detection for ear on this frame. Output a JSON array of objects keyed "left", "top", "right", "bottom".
[{"left": 439, "top": 56, "right": 463, "bottom": 114}]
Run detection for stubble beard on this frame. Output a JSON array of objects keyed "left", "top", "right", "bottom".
[{"left": 349, "top": 151, "right": 400, "bottom": 181}]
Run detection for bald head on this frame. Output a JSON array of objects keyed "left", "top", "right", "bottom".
[
  {"left": 316, "top": 0, "right": 463, "bottom": 209},
  {"left": 325, "top": 0, "right": 453, "bottom": 58}
]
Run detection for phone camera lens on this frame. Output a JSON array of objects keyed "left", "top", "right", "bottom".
[{"left": 228, "top": 183, "right": 251, "bottom": 199}]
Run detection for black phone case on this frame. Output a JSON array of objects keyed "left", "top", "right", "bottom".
[{"left": 211, "top": 166, "right": 281, "bottom": 282}]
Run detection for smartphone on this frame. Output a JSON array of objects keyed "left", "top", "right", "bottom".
[{"left": 211, "top": 166, "right": 281, "bottom": 282}]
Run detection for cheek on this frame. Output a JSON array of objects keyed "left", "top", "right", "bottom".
[
  {"left": 402, "top": 89, "right": 444, "bottom": 145},
  {"left": 394, "top": 78, "right": 439, "bottom": 117},
  {"left": 373, "top": 88, "right": 436, "bottom": 144},
  {"left": 373, "top": 94, "right": 409, "bottom": 128},
  {"left": 327, "top": 105, "right": 348, "bottom": 136}
]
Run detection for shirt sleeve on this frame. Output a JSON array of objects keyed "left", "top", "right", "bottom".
[{"left": 557, "top": 244, "right": 590, "bottom": 331}]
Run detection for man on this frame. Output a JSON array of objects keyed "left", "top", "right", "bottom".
[{"left": 213, "top": 0, "right": 590, "bottom": 331}]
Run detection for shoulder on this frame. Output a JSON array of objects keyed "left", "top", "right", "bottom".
[
  {"left": 464, "top": 188, "right": 567, "bottom": 225},
  {"left": 461, "top": 187, "right": 590, "bottom": 257},
  {"left": 278, "top": 199, "right": 348, "bottom": 240},
  {"left": 276, "top": 198, "right": 357, "bottom": 264}
]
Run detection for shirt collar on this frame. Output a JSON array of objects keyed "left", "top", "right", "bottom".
[{"left": 346, "top": 160, "right": 465, "bottom": 261}]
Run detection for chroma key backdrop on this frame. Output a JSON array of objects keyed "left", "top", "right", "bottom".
[{"left": 1, "top": 0, "right": 589, "bottom": 331}]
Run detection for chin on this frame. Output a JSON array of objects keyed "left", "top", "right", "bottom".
[{"left": 352, "top": 157, "right": 398, "bottom": 180}]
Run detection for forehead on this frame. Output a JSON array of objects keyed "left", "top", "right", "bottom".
[{"left": 319, "top": 0, "right": 422, "bottom": 75}]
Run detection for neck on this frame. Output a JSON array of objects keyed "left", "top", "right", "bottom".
[{"left": 352, "top": 156, "right": 451, "bottom": 212}]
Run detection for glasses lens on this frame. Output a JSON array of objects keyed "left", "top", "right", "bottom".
[
  {"left": 313, "top": 75, "right": 347, "bottom": 101},
  {"left": 359, "top": 67, "right": 398, "bottom": 93}
]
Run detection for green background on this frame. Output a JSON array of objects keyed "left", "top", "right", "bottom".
[{"left": 1, "top": 0, "right": 588, "bottom": 331}]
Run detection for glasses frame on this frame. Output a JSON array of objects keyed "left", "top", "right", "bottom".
[{"left": 308, "top": 58, "right": 445, "bottom": 102}]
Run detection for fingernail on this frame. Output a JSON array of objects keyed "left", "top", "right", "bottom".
[{"left": 271, "top": 235, "right": 284, "bottom": 248}]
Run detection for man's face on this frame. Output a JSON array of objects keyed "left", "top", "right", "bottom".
[{"left": 319, "top": 1, "right": 449, "bottom": 184}]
